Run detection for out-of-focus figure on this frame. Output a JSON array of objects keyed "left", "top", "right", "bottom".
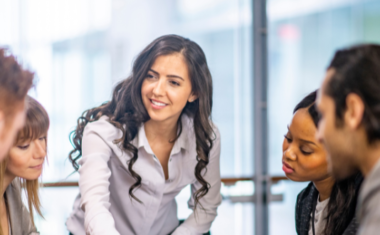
[
  {"left": 316, "top": 44, "right": 380, "bottom": 235},
  {"left": 0, "top": 49, "right": 34, "bottom": 161}
]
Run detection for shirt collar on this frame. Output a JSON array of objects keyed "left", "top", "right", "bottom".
[
  {"left": 171, "top": 114, "right": 191, "bottom": 154},
  {"left": 132, "top": 115, "right": 191, "bottom": 155}
]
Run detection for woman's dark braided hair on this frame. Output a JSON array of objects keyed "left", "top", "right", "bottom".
[
  {"left": 294, "top": 90, "right": 362, "bottom": 235},
  {"left": 69, "top": 35, "right": 215, "bottom": 210}
]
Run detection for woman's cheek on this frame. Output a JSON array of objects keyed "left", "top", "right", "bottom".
[
  {"left": 9, "top": 150, "right": 29, "bottom": 171},
  {"left": 300, "top": 155, "right": 327, "bottom": 174}
]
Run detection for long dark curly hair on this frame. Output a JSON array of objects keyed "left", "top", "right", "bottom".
[
  {"left": 69, "top": 35, "right": 215, "bottom": 210},
  {"left": 295, "top": 90, "right": 362, "bottom": 235}
]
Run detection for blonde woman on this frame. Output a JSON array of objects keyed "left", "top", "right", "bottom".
[{"left": 0, "top": 96, "right": 49, "bottom": 235}]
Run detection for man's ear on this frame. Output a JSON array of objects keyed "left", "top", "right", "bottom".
[
  {"left": 344, "top": 93, "right": 365, "bottom": 130},
  {"left": 188, "top": 93, "right": 198, "bottom": 103}
]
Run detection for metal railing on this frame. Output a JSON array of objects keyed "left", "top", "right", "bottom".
[{"left": 42, "top": 176, "right": 288, "bottom": 187}]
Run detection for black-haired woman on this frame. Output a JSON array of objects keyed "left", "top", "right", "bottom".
[
  {"left": 282, "top": 90, "right": 362, "bottom": 235},
  {"left": 66, "top": 35, "right": 221, "bottom": 235}
]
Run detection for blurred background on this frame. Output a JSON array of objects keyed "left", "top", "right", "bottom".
[{"left": 1, "top": 0, "right": 380, "bottom": 234}]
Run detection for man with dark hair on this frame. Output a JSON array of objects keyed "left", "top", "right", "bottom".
[
  {"left": 316, "top": 44, "right": 380, "bottom": 235},
  {"left": 0, "top": 48, "right": 34, "bottom": 160}
]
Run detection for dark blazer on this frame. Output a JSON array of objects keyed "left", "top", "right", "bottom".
[{"left": 295, "top": 176, "right": 362, "bottom": 235}]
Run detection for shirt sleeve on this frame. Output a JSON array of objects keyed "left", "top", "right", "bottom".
[
  {"left": 78, "top": 119, "right": 121, "bottom": 235},
  {"left": 172, "top": 126, "right": 222, "bottom": 235}
]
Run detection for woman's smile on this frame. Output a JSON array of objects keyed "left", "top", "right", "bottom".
[
  {"left": 150, "top": 99, "right": 168, "bottom": 109},
  {"left": 29, "top": 163, "right": 43, "bottom": 170}
]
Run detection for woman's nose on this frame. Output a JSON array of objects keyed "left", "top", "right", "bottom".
[
  {"left": 283, "top": 147, "right": 297, "bottom": 161},
  {"left": 152, "top": 79, "right": 165, "bottom": 96},
  {"left": 33, "top": 139, "right": 46, "bottom": 159}
]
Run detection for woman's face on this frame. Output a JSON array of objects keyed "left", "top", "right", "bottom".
[
  {"left": 6, "top": 135, "right": 47, "bottom": 180},
  {"left": 141, "top": 53, "right": 197, "bottom": 124},
  {"left": 282, "top": 108, "right": 330, "bottom": 182}
]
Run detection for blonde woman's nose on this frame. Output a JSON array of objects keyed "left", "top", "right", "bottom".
[{"left": 33, "top": 139, "right": 46, "bottom": 159}]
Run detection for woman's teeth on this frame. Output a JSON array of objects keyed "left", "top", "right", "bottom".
[{"left": 151, "top": 100, "right": 166, "bottom": 106}]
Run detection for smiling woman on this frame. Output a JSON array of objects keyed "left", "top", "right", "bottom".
[
  {"left": 66, "top": 35, "right": 220, "bottom": 235},
  {"left": 0, "top": 95, "right": 49, "bottom": 235},
  {"left": 283, "top": 90, "right": 362, "bottom": 235}
]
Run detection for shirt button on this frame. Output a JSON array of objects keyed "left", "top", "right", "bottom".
[{"left": 170, "top": 158, "right": 172, "bottom": 162}]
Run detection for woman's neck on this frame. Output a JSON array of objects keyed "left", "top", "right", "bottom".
[
  {"left": 144, "top": 118, "right": 179, "bottom": 143},
  {"left": 313, "top": 176, "right": 335, "bottom": 201},
  {"left": 2, "top": 171, "right": 15, "bottom": 197}
]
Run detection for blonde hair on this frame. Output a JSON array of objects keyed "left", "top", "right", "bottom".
[{"left": 0, "top": 95, "right": 49, "bottom": 233}]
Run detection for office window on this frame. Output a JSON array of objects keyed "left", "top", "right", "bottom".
[{"left": 0, "top": 0, "right": 254, "bottom": 234}]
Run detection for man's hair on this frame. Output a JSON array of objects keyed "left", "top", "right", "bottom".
[
  {"left": 0, "top": 48, "right": 34, "bottom": 117},
  {"left": 327, "top": 44, "right": 380, "bottom": 143}
]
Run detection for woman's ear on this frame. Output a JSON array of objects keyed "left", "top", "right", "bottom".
[{"left": 188, "top": 93, "right": 198, "bottom": 103}]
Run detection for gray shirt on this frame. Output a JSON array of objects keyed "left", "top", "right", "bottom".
[
  {"left": 357, "top": 159, "right": 380, "bottom": 235},
  {"left": 5, "top": 179, "right": 39, "bottom": 235},
  {"left": 308, "top": 196, "right": 329, "bottom": 235}
]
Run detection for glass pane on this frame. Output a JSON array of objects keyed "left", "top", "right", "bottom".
[
  {"left": 267, "top": 0, "right": 380, "bottom": 234},
  {"left": 0, "top": 0, "right": 254, "bottom": 234}
]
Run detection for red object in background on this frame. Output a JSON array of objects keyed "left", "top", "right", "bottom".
[{"left": 278, "top": 24, "right": 300, "bottom": 41}]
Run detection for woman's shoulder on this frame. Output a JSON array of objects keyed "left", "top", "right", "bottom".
[
  {"left": 295, "top": 182, "right": 318, "bottom": 234},
  {"left": 296, "top": 182, "right": 315, "bottom": 201},
  {"left": 83, "top": 115, "right": 123, "bottom": 141},
  {"left": 182, "top": 114, "right": 220, "bottom": 139}
]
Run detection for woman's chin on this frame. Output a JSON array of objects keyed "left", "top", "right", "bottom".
[
  {"left": 20, "top": 173, "right": 41, "bottom": 181},
  {"left": 285, "top": 174, "right": 307, "bottom": 182}
]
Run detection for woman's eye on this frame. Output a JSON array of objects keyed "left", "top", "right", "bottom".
[
  {"left": 39, "top": 136, "right": 47, "bottom": 141},
  {"left": 146, "top": 74, "right": 155, "bottom": 79},
  {"left": 170, "top": 81, "right": 180, "bottom": 86},
  {"left": 18, "top": 144, "right": 29, "bottom": 150},
  {"left": 284, "top": 135, "right": 292, "bottom": 143},
  {"left": 300, "top": 148, "right": 313, "bottom": 155}
]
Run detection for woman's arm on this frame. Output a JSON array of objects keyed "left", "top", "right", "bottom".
[
  {"left": 173, "top": 127, "right": 222, "bottom": 235},
  {"left": 78, "top": 119, "right": 120, "bottom": 235}
]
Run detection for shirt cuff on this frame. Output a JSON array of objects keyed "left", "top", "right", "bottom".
[{"left": 85, "top": 212, "right": 120, "bottom": 235}]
